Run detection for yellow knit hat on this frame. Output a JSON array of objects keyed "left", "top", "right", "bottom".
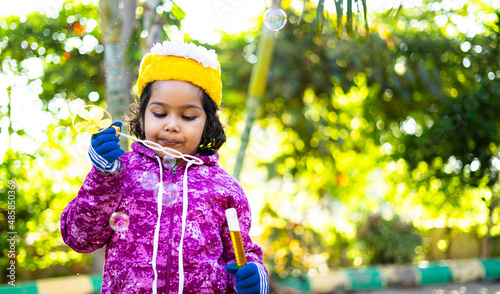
[{"left": 135, "top": 41, "right": 222, "bottom": 106}]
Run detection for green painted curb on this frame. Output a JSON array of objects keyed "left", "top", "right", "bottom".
[
  {"left": 481, "top": 258, "right": 500, "bottom": 281},
  {"left": 307, "top": 258, "right": 500, "bottom": 292},
  {"left": 378, "top": 265, "right": 418, "bottom": 287},
  {"left": 2, "top": 258, "right": 499, "bottom": 293},
  {"left": 347, "top": 267, "right": 384, "bottom": 290},
  {"left": 417, "top": 262, "right": 453, "bottom": 285},
  {"left": 0, "top": 282, "right": 37, "bottom": 293},
  {"left": 90, "top": 274, "right": 103, "bottom": 292},
  {"left": 275, "top": 275, "right": 311, "bottom": 291},
  {"left": 0, "top": 274, "right": 102, "bottom": 293}
]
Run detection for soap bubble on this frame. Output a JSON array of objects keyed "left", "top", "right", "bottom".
[
  {"left": 109, "top": 212, "right": 130, "bottom": 232},
  {"left": 140, "top": 172, "right": 158, "bottom": 190},
  {"left": 263, "top": 8, "right": 287, "bottom": 31},
  {"left": 163, "top": 155, "right": 176, "bottom": 169},
  {"left": 154, "top": 182, "right": 179, "bottom": 206}
]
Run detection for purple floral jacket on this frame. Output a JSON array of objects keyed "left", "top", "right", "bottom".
[{"left": 60, "top": 142, "right": 265, "bottom": 293}]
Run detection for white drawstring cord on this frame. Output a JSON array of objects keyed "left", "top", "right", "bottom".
[
  {"left": 118, "top": 132, "right": 203, "bottom": 165},
  {"left": 76, "top": 113, "right": 205, "bottom": 292},
  {"left": 177, "top": 160, "right": 194, "bottom": 293},
  {"left": 129, "top": 135, "right": 201, "bottom": 294},
  {"left": 152, "top": 156, "right": 164, "bottom": 294}
]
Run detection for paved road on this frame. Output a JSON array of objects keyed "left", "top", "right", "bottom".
[
  {"left": 358, "top": 281, "right": 500, "bottom": 294},
  {"left": 271, "top": 281, "right": 500, "bottom": 294}
]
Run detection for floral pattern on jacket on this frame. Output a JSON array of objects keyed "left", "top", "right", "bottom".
[{"left": 60, "top": 142, "right": 265, "bottom": 293}]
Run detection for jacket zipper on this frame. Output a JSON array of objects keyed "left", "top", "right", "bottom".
[
  {"left": 164, "top": 165, "right": 178, "bottom": 293},
  {"left": 164, "top": 210, "right": 176, "bottom": 293}
]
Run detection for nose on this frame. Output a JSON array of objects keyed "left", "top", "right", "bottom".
[{"left": 163, "top": 117, "right": 179, "bottom": 133}]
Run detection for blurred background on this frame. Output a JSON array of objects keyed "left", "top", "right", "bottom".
[{"left": 0, "top": 0, "right": 499, "bottom": 292}]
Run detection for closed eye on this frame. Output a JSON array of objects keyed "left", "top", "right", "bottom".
[
  {"left": 153, "top": 113, "right": 166, "bottom": 118},
  {"left": 182, "top": 116, "right": 196, "bottom": 121}
]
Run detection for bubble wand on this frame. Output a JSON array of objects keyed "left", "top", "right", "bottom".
[
  {"left": 72, "top": 105, "right": 203, "bottom": 165},
  {"left": 225, "top": 208, "right": 247, "bottom": 268}
]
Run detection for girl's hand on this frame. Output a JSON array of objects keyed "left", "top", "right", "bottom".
[
  {"left": 89, "top": 121, "right": 125, "bottom": 173},
  {"left": 225, "top": 262, "right": 269, "bottom": 294}
]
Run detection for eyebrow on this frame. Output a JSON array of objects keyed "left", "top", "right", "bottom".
[{"left": 149, "top": 101, "right": 203, "bottom": 111}]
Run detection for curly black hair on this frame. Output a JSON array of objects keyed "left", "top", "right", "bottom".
[{"left": 127, "top": 82, "right": 226, "bottom": 156}]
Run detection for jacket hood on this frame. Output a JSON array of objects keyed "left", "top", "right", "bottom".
[{"left": 130, "top": 141, "right": 219, "bottom": 167}]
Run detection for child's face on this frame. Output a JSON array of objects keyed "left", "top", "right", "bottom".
[{"left": 143, "top": 80, "right": 207, "bottom": 164}]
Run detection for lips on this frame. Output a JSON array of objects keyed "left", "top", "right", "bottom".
[{"left": 159, "top": 139, "right": 179, "bottom": 146}]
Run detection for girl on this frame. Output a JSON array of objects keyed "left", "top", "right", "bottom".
[{"left": 60, "top": 41, "right": 269, "bottom": 294}]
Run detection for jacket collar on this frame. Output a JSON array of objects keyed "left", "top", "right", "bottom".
[{"left": 130, "top": 141, "right": 219, "bottom": 166}]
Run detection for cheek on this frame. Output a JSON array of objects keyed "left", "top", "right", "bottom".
[
  {"left": 143, "top": 115, "right": 156, "bottom": 138},
  {"left": 196, "top": 120, "right": 207, "bottom": 141}
]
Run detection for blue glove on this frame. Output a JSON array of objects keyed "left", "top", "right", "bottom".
[
  {"left": 89, "top": 121, "right": 125, "bottom": 173},
  {"left": 225, "top": 262, "right": 269, "bottom": 294}
]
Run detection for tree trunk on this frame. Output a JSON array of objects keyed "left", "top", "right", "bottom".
[
  {"left": 120, "top": 0, "right": 137, "bottom": 138},
  {"left": 93, "top": 0, "right": 136, "bottom": 273},
  {"left": 232, "top": 0, "right": 280, "bottom": 180},
  {"left": 481, "top": 193, "right": 498, "bottom": 258},
  {"left": 144, "top": 0, "right": 162, "bottom": 51},
  {"left": 445, "top": 227, "right": 452, "bottom": 260},
  {"left": 99, "top": 0, "right": 136, "bottom": 151}
]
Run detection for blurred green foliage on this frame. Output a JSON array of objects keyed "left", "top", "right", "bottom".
[
  {"left": 0, "top": 2, "right": 103, "bottom": 282},
  {"left": 0, "top": 0, "right": 186, "bottom": 282},
  {"left": 356, "top": 214, "right": 422, "bottom": 265},
  {"left": 229, "top": 0, "right": 499, "bottom": 280}
]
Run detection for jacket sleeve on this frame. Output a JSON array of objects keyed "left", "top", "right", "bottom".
[
  {"left": 60, "top": 166, "right": 125, "bottom": 253},
  {"left": 222, "top": 181, "right": 266, "bottom": 271}
]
